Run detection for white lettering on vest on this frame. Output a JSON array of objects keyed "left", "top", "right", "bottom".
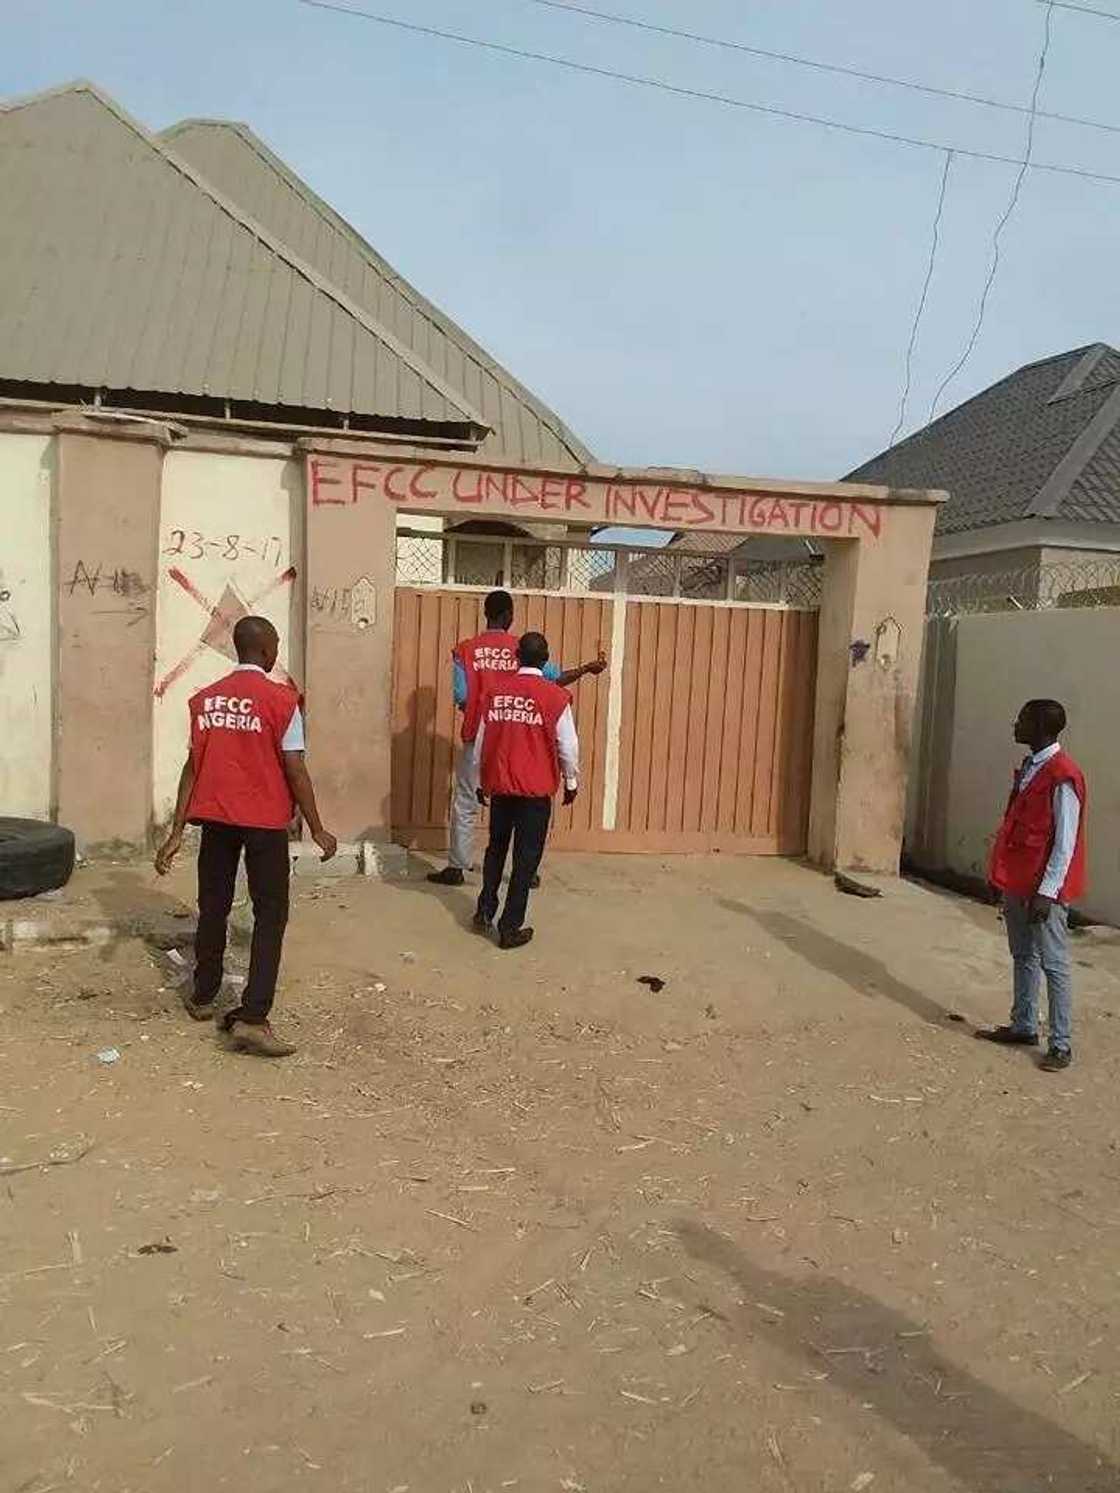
[
  {"left": 197, "top": 711, "right": 264, "bottom": 733},
  {"left": 488, "top": 700, "right": 544, "bottom": 727},
  {"left": 473, "top": 646, "right": 517, "bottom": 672}
]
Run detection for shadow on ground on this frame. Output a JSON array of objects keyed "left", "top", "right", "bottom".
[
  {"left": 86, "top": 867, "right": 196, "bottom": 959},
  {"left": 720, "top": 898, "right": 972, "bottom": 1034},
  {"left": 677, "top": 1220, "right": 1118, "bottom": 1493}
]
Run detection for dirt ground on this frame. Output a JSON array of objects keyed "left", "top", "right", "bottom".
[{"left": 2, "top": 852, "right": 1119, "bottom": 1493}]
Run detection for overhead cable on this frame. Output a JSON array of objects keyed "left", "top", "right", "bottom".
[
  {"left": 297, "top": 0, "right": 1120, "bottom": 188},
  {"left": 1041, "top": 0, "right": 1120, "bottom": 19},
  {"left": 524, "top": 0, "right": 1120, "bottom": 138},
  {"left": 928, "top": 2, "right": 1056, "bottom": 421},
  {"left": 890, "top": 151, "right": 953, "bottom": 447}
]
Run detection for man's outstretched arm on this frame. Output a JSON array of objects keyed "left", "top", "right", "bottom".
[{"left": 556, "top": 649, "right": 607, "bottom": 688}]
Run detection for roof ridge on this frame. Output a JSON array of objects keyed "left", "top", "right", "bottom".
[
  {"left": 7, "top": 83, "right": 487, "bottom": 427},
  {"left": 159, "top": 115, "right": 591, "bottom": 463},
  {"left": 1046, "top": 342, "right": 1120, "bottom": 404},
  {"left": 1029, "top": 379, "right": 1120, "bottom": 518},
  {"left": 0, "top": 77, "right": 110, "bottom": 116},
  {"left": 845, "top": 343, "right": 1111, "bottom": 477}
]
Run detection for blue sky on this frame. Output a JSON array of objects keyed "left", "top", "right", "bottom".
[{"left": 4, "top": 0, "right": 1119, "bottom": 481}]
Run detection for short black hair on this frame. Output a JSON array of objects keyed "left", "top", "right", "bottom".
[
  {"left": 484, "top": 589, "right": 514, "bottom": 623},
  {"left": 1022, "top": 698, "right": 1067, "bottom": 738},
  {"left": 233, "top": 614, "right": 278, "bottom": 660},
  {"left": 518, "top": 631, "right": 549, "bottom": 669}
]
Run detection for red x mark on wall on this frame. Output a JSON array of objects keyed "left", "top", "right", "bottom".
[{"left": 153, "top": 565, "right": 297, "bottom": 699}]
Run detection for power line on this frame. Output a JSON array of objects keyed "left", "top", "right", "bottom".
[
  {"left": 929, "top": 2, "right": 1056, "bottom": 421},
  {"left": 890, "top": 152, "right": 953, "bottom": 447},
  {"left": 525, "top": 0, "right": 1120, "bottom": 138},
  {"left": 1042, "top": 0, "right": 1120, "bottom": 19},
  {"left": 298, "top": 0, "right": 1120, "bottom": 188}
]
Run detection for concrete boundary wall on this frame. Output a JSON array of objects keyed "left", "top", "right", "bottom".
[
  {"left": 0, "top": 433, "right": 54, "bottom": 818},
  {"left": 152, "top": 450, "right": 302, "bottom": 824},
  {"left": 907, "top": 607, "right": 1120, "bottom": 924},
  {"left": 0, "top": 416, "right": 940, "bottom": 874}
]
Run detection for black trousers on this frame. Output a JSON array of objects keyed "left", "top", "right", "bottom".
[
  {"left": 194, "top": 821, "right": 290, "bottom": 1025},
  {"left": 477, "top": 795, "right": 551, "bottom": 933}
]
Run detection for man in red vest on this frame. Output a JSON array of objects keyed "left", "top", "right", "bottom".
[
  {"left": 978, "top": 698, "right": 1086, "bottom": 1072},
  {"left": 472, "top": 632, "right": 579, "bottom": 949},
  {"left": 427, "top": 588, "right": 604, "bottom": 886},
  {"left": 154, "top": 616, "right": 337, "bottom": 1058}
]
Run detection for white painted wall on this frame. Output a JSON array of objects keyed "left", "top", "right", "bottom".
[
  {"left": 0, "top": 433, "right": 54, "bottom": 818},
  {"left": 152, "top": 450, "right": 302, "bottom": 825},
  {"left": 909, "top": 608, "right": 1120, "bottom": 923}
]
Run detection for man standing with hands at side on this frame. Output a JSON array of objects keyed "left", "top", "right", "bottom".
[
  {"left": 979, "top": 698, "right": 1086, "bottom": 1072},
  {"left": 155, "top": 615, "right": 337, "bottom": 1058},
  {"left": 472, "top": 632, "right": 578, "bottom": 949}
]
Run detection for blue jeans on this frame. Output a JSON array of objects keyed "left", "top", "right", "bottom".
[{"left": 1004, "top": 895, "right": 1072, "bottom": 1054}]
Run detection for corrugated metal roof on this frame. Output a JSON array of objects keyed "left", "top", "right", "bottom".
[
  {"left": 845, "top": 344, "right": 1120, "bottom": 536},
  {"left": 0, "top": 82, "right": 487, "bottom": 429},
  {"left": 160, "top": 117, "right": 592, "bottom": 469}
]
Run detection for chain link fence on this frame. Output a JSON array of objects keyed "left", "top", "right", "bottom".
[
  {"left": 395, "top": 529, "right": 823, "bottom": 608},
  {"left": 927, "top": 558, "right": 1120, "bottom": 618}
]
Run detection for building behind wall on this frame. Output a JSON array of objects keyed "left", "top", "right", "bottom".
[
  {"left": 846, "top": 343, "right": 1120, "bottom": 611},
  {"left": 0, "top": 79, "right": 592, "bottom": 840}
]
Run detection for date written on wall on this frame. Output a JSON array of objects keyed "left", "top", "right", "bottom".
[{"left": 163, "top": 531, "right": 287, "bottom": 566}]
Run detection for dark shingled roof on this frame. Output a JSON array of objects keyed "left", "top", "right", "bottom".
[{"left": 844, "top": 344, "right": 1120, "bottom": 536}]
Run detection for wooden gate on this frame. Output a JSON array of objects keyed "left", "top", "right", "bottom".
[{"left": 391, "top": 587, "right": 818, "bottom": 856}]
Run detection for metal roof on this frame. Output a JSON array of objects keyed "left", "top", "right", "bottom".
[
  {"left": 160, "top": 116, "right": 592, "bottom": 468},
  {"left": 0, "top": 82, "right": 487, "bottom": 430},
  {"left": 845, "top": 344, "right": 1120, "bottom": 536}
]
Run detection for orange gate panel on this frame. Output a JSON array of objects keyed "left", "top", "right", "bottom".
[{"left": 391, "top": 589, "right": 816, "bottom": 857}]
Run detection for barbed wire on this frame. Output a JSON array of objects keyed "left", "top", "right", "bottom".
[{"left": 927, "top": 557, "right": 1120, "bottom": 616}]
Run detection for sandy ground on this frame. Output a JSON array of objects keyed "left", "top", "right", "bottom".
[{"left": 2, "top": 852, "right": 1120, "bottom": 1493}]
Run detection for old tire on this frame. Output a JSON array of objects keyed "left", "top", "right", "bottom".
[{"left": 0, "top": 819, "right": 76, "bottom": 901}]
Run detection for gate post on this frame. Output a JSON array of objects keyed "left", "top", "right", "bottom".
[
  {"left": 808, "top": 501, "right": 937, "bottom": 873},
  {"left": 302, "top": 453, "right": 397, "bottom": 841}
]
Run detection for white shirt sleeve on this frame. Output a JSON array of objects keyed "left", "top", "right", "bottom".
[
  {"left": 472, "top": 718, "right": 485, "bottom": 790},
  {"left": 1038, "top": 781, "right": 1080, "bottom": 899},
  {"left": 556, "top": 704, "right": 580, "bottom": 790},
  {"left": 281, "top": 705, "right": 305, "bottom": 753}
]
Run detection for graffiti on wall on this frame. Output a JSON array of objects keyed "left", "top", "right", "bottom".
[
  {"left": 61, "top": 559, "right": 151, "bottom": 626},
  {"left": 154, "top": 565, "right": 298, "bottom": 699},
  {"left": 308, "top": 456, "right": 886, "bottom": 541},
  {"left": 163, "top": 531, "right": 287, "bottom": 566},
  {"left": 0, "top": 571, "right": 18, "bottom": 646},
  {"left": 310, "top": 576, "right": 376, "bottom": 632}
]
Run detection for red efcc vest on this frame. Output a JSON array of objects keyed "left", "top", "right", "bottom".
[
  {"left": 989, "top": 750, "right": 1087, "bottom": 904},
  {"left": 478, "top": 671, "right": 571, "bottom": 799},
  {"left": 454, "top": 628, "right": 520, "bottom": 743},
  {"left": 186, "top": 668, "right": 300, "bottom": 830}
]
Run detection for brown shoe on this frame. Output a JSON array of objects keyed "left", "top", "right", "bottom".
[
  {"left": 228, "top": 1020, "right": 297, "bottom": 1058},
  {"left": 181, "top": 990, "right": 217, "bottom": 1022}
]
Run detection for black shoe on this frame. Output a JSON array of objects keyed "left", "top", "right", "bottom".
[
  {"left": 976, "top": 1025, "right": 1039, "bottom": 1046},
  {"left": 427, "top": 866, "right": 465, "bottom": 886},
  {"left": 472, "top": 912, "right": 494, "bottom": 935},
  {"left": 1040, "top": 1048, "right": 1072, "bottom": 1071},
  {"left": 498, "top": 927, "right": 534, "bottom": 951},
  {"left": 530, "top": 874, "right": 541, "bottom": 890}
]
